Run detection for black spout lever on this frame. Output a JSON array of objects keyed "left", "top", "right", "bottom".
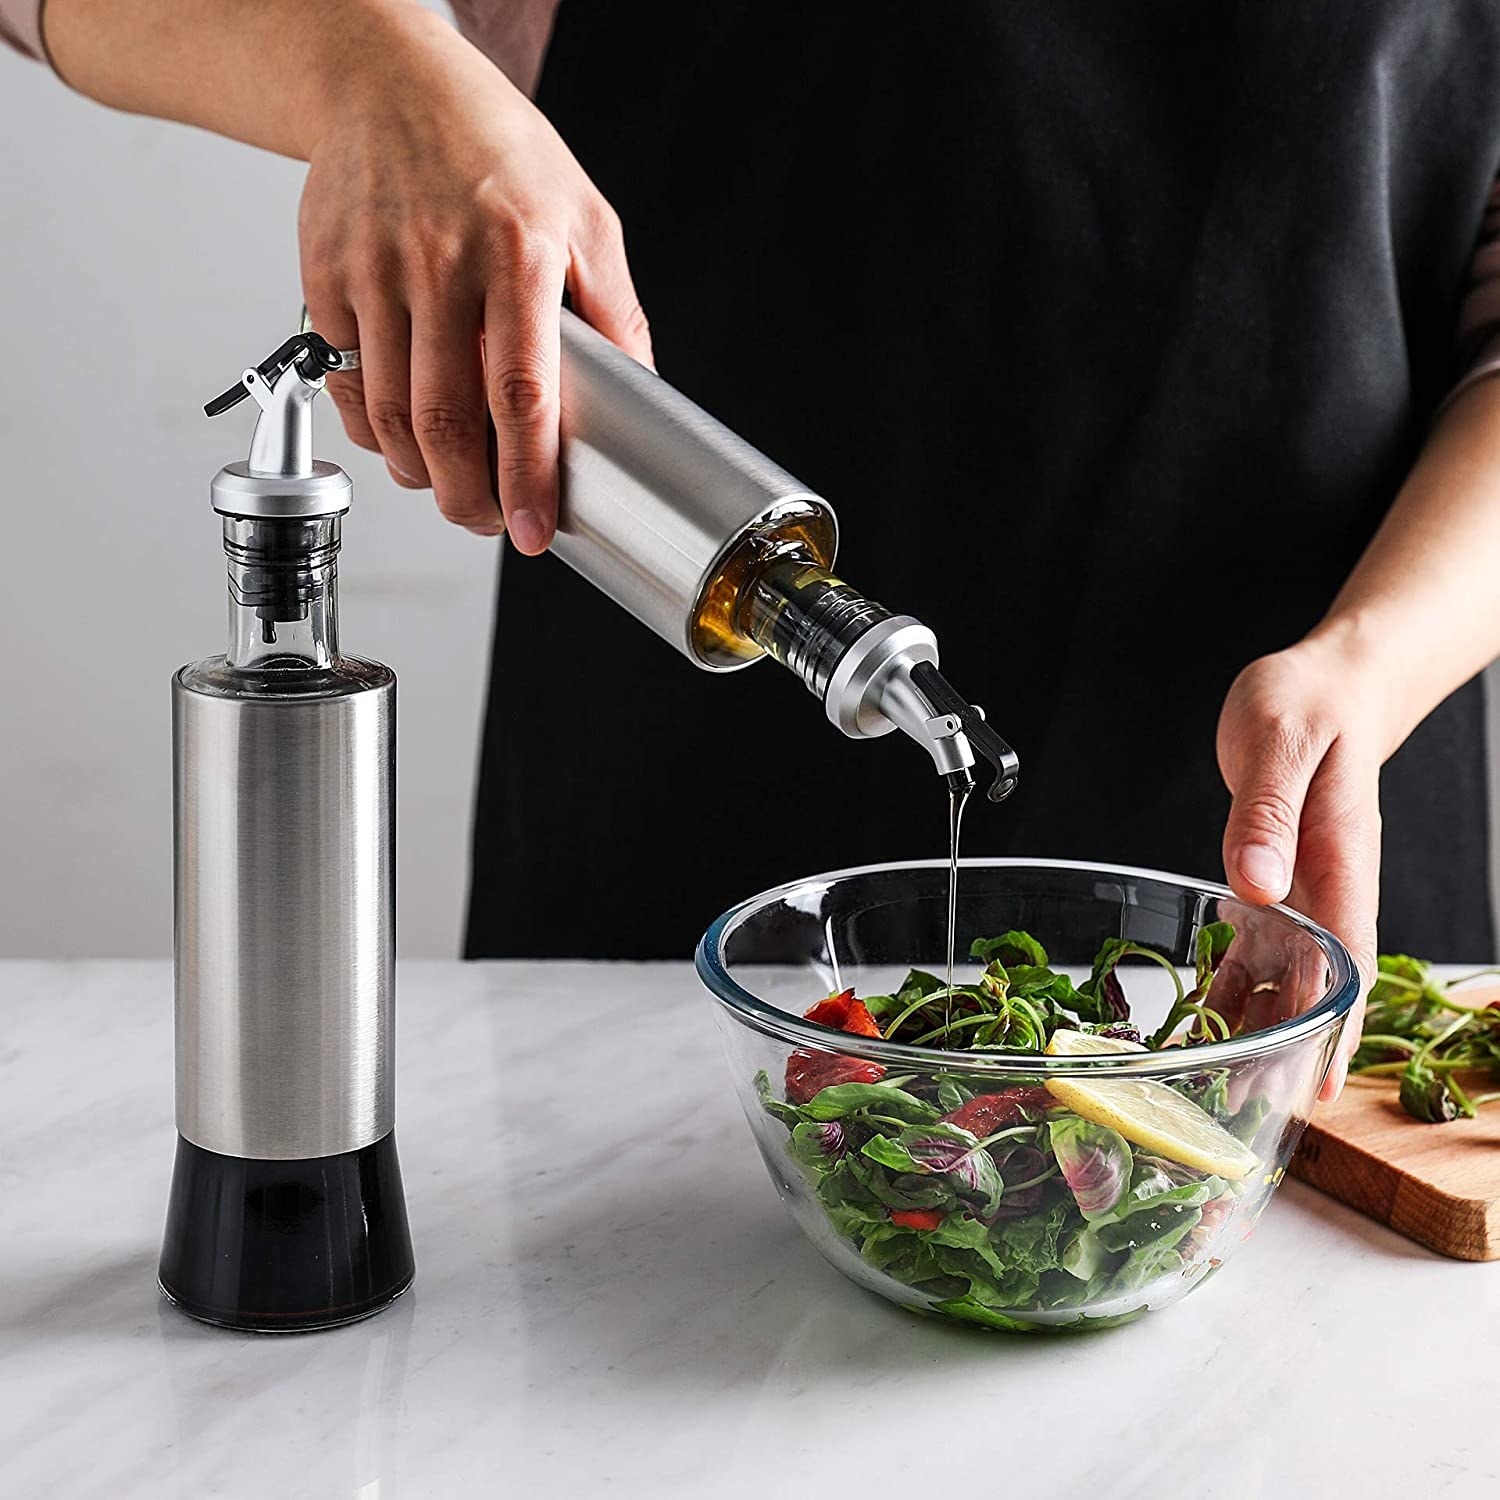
[
  {"left": 909, "top": 660, "right": 1020, "bottom": 803},
  {"left": 204, "top": 332, "right": 345, "bottom": 418}
]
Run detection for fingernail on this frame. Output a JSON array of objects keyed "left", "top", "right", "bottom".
[
  {"left": 507, "top": 508, "right": 548, "bottom": 554},
  {"left": 387, "top": 460, "right": 416, "bottom": 484},
  {"left": 1238, "top": 842, "right": 1288, "bottom": 896}
]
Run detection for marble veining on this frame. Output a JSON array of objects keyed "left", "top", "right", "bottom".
[{"left": 2, "top": 961, "right": 1499, "bottom": 1498}]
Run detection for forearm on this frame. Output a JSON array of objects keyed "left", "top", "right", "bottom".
[
  {"left": 44, "top": 0, "right": 443, "bottom": 159},
  {"left": 1304, "top": 377, "right": 1500, "bottom": 756}
]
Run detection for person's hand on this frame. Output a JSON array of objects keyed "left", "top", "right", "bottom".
[
  {"left": 1216, "top": 632, "right": 1390, "bottom": 1100},
  {"left": 298, "top": 6, "right": 652, "bottom": 548}
]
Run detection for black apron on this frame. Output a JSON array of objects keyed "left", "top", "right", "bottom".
[{"left": 466, "top": 1, "right": 1500, "bottom": 960}]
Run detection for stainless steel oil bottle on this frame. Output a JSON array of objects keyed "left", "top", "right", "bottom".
[
  {"left": 553, "top": 309, "right": 1019, "bottom": 802},
  {"left": 159, "top": 333, "right": 413, "bottom": 1331}
]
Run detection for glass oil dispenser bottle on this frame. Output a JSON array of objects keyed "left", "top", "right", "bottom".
[{"left": 158, "top": 333, "right": 413, "bottom": 1331}]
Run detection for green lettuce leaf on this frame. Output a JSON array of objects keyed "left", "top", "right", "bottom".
[
  {"left": 860, "top": 1133, "right": 924, "bottom": 1174},
  {"left": 1225, "top": 1093, "right": 1269, "bottom": 1145},
  {"left": 1061, "top": 1224, "right": 1116, "bottom": 1282},
  {"left": 931, "top": 1297, "right": 1039, "bottom": 1332},
  {"left": 936, "top": 1076, "right": 974, "bottom": 1112},
  {"left": 970, "top": 931, "right": 1049, "bottom": 969},
  {"left": 1107, "top": 1237, "right": 1192, "bottom": 1294},
  {"left": 897, "top": 969, "right": 946, "bottom": 1002},
  {"left": 1090, "top": 1159, "right": 1224, "bottom": 1236},
  {"left": 799, "top": 1083, "right": 939, "bottom": 1123},
  {"left": 1178, "top": 1069, "right": 1230, "bottom": 1119},
  {"left": 754, "top": 1068, "right": 802, "bottom": 1127}
]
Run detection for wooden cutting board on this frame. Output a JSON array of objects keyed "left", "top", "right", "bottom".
[
  {"left": 1290, "top": 971, "right": 1500, "bottom": 1261},
  {"left": 1291, "top": 1078, "right": 1500, "bottom": 1259}
]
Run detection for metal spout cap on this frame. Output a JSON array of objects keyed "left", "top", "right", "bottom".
[
  {"left": 206, "top": 330, "right": 353, "bottom": 519},
  {"left": 211, "top": 460, "right": 352, "bottom": 521}
]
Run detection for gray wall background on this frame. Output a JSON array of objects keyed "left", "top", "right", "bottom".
[{"left": 2, "top": 40, "right": 1498, "bottom": 958}]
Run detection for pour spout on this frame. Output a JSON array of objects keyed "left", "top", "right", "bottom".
[
  {"left": 203, "top": 331, "right": 346, "bottom": 479},
  {"left": 906, "top": 661, "right": 1020, "bottom": 803},
  {"left": 944, "top": 764, "right": 977, "bottom": 797}
]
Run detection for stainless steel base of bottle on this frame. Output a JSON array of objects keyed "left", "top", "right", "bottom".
[{"left": 157, "top": 1132, "right": 414, "bottom": 1333}]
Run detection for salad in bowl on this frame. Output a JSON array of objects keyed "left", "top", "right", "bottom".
[{"left": 697, "top": 860, "right": 1357, "bottom": 1332}]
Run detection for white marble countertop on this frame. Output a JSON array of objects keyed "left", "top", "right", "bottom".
[{"left": 3, "top": 960, "right": 1499, "bottom": 1499}]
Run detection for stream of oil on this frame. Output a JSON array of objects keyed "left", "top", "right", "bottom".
[{"left": 945, "top": 783, "right": 971, "bottom": 1010}]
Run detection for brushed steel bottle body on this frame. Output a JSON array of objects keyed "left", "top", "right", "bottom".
[
  {"left": 173, "top": 662, "right": 395, "bottom": 1161},
  {"left": 555, "top": 309, "right": 837, "bottom": 667}
]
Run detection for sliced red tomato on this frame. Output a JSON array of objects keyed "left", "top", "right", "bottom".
[
  {"left": 803, "top": 989, "right": 857, "bottom": 1028},
  {"left": 803, "top": 989, "right": 882, "bottom": 1038},
  {"left": 839, "top": 998, "right": 882, "bottom": 1039},
  {"left": 940, "top": 1087, "right": 1055, "bottom": 1137},
  {"left": 890, "top": 1208, "right": 946, "bottom": 1231},
  {"left": 784, "top": 1050, "right": 886, "bottom": 1105},
  {"left": 785, "top": 990, "right": 887, "bottom": 1103}
]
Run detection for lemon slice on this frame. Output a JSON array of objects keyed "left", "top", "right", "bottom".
[
  {"left": 1044, "top": 1029, "right": 1259, "bottom": 1181},
  {"left": 1045, "top": 1029, "right": 1149, "bottom": 1058}
]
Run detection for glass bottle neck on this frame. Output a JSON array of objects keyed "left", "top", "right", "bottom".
[
  {"left": 736, "top": 552, "right": 893, "bottom": 701},
  {"left": 688, "top": 503, "right": 838, "bottom": 669},
  {"left": 224, "top": 516, "right": 340, "bottom": 671}
]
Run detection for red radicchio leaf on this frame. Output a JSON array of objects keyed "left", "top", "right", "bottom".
[
  {"left": 902, "top": 1131, "right": 980, "bottom": 1174},
  {"left": 989, "top": 1184, "right": 1046, "bottom": 1221},
  {"left": 995, "top": 1142, "right": 1048, "bottom": 1183},
  {"left": 1100, "top": 971, "right": 1130, "bottom": 1022},
  {"left": 902, "top": 1128, "right": 1004, "bottom": 1216},
  {"left": 1049, "top": 1116, "right": 1131, "bottom": 1219}
]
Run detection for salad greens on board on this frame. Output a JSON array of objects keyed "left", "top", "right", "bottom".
[
  {"left": 1351, "top": 954, "right": 1500, "bottom": 1123},
  {"left": 754, "top": 925, "right": 1275, "bottom": 1331}
]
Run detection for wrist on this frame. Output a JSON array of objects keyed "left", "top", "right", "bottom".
[
  {"left": 45, "top": 0, "right": 450, "bottom": 159},
  {"left": 294, "top": 0, "right": 458, "bottom": 157},
  {"left": 1293, "top": 611, "right": 1423, "bottom": 761}
]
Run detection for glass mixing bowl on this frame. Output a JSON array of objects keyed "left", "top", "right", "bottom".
[{"left": 696, "top": 859, "right": 1357, "bottom": 1333}]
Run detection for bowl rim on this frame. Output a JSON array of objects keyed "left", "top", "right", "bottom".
[{"left": 695, "top": 856, "right": 1360, "bottom": 1076}]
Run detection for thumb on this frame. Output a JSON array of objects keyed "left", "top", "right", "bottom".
[{"left": 1219, "top": 715, "right": 1326, "bottom": 907}]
